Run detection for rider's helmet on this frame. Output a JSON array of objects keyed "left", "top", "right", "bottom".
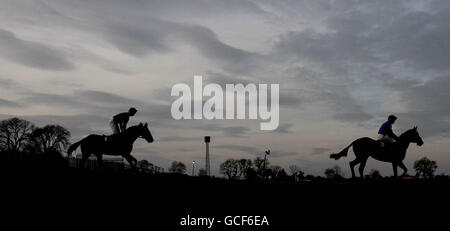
[
  {"left": 388, "top": 114, "right": 397, "bottom": 123},
  {"left": 129, "top": 107, "right": 138, "bottom": 116}
]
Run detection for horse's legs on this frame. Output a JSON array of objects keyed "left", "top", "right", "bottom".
[
  {"left": 349, "top": 159, "right": 360, "bottom": 178},
  {"left": 79, "top": 144, "right": 90, "bottom": 169},
  {"left": 80, "top": 152, "right": 89, "bottom": 168},
  {"left": 358, "top": 158, "right": 368, "bottom": 179},
  {"left": 131, "top": 155, "right": 137, "bottom": 167},
  {"left": 352, "top": 144, "right": 368, "bottom": 179},
  {"left": 398, "top": 162, "right": 407, "bottom": 177},
  {"left": 123, "top": 154, "right": 137, "bottom": 168},
  {"left": 96, "top": 154, "right": 103, "bottom": 170},
  {"left": 392, "top": 163, "right": 398, "bottom": 179}
]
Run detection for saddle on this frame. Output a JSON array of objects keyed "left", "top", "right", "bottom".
[
  {"left": 378, "top": 140, "right": 396, "bottom": 148},
  {"left": 103, "top": 133, "right": 119, "bottom": 143}
]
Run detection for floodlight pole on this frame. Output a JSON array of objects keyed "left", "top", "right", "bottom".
[
  {"left": 205, "top": 136, "right": 211, "bottom": 176},
  {"left": 263, "top": 149, "right": 270, "bottom": 179}
]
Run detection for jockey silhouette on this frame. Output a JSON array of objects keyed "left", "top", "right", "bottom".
[
  {"left": 110, "top": 107, "right": 138, "bottom": 134},
  {"left": 378, "top": 115, "right": 399, "bottom": 146}
]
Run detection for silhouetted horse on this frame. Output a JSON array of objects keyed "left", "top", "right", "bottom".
[
  {"left": 67, "top": 123, "right": 154, "bottom": 168},
  {"left": 330, "top": 127, "right": 423, "bottom": 178}
]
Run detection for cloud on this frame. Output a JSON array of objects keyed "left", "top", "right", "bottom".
[
  {"left": 387, "top": 75, "right": 450, "bottom": 137},
  {"left": 0, "top": 29, "right": 74, "bottom": 71},
  {"left": 0, "top": 98, "right": 21, "bottom": 108},
  {"left": 275, "top": 0, "right": 450, "bottom": 75},
  {"left": 215, "top": 144, "right": 297, "bottom": 158},
  {"left": 158, "top": 136, "right": 202, "bottom": 142},
  {"left": 375, "top": 9, "right": 450, "bottom": 71},
  {"left": 279, "top": 92, "right": 302, "bottom": 107},
  {"left": 311, "top": 147, "right": 331, "bottom": 156},
  {"left": 309, "top": 86, "right": 373, "bottom": 123},
  {"left": 180, "top": 24, "right": 260, "bottom": 73},
  {"left": 98, "top": 17, "right": 259, "bottom": 73},
  {"left": 271, "top": 1, "right": 450, "bottom": 124},
  {"left": 191, "top": 122, "right": 253, "bottom": 137},
  {"left": 22, "top": 92, "right": 90, "bottom": 109},
  {"left": 74, "top": 90, "right": 144, "bottom": 106},
  {"left": 275, "top": 123, "right": 294, "bottom": 133},
  {"left": 101, "top": 19, "right": 172, "bottom": 57},
  {"left": 222, "top": 126, "right": 251, "bottom": 137},
  {"left": 19, "top": 89, "right": 171, "bottom": 128},
  {"left": 0, "top": 0, "right": 265, "bottom": 74},
  {"left": 215, "top": 145, "right": 261, "bottom": 156},
  {"left": 0, "top": 78, "right": 14, "bottom": 89}
]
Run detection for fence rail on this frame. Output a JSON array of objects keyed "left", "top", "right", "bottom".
[{"left": 66, "top": 157, "right": 164, "bottom": 174}]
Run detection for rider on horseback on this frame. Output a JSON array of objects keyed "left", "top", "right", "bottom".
[
  {"left": 110, "top": 107, "right": 138, "bottom": 134},
  {"left": 378, "top": 115, "right": 399, "bottom": 147}
]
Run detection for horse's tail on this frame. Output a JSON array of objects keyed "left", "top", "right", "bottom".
[
  {"left": 67, "top": 140, "right": 83, "bottom": 157},
  {"left": 330, "top": 142, "right": 354, "bottom": 160}
]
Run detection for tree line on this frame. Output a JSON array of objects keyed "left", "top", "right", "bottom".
[
  {"left": 0, "top": 117, "right": 70, "bottom": 154},
  {"left": 168, "top": 156, "right": 444, "bottom": 180},
  {"left": 323, "top": 157, "right": 440, "bottom": 179},
  {"left": 0, "top": 117, "right": 71, "bottom": 171}
]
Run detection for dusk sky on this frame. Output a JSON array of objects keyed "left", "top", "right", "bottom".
[{"left": 1, "top": 0, "right": 449, "bottom": 176}]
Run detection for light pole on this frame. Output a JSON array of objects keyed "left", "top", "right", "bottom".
[
  {"left": 192, "top": 161, "right": 196, "bottom": 176},
  {"left": 263, "top": 149, "right": 270, "bottom": 179},
  {"left": 205, "top": 136, "right": 211, "bottom": 176}
]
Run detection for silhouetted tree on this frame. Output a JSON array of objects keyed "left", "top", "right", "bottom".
[
  {"left": 254, "top": 157, "right": 269, "bottom": 177},
  {"left": 277, "top": 169, "right": 288, "bottom": 180},
  {"left": 244, "top": 168, "right": 257, "bottom": 180},
  {"left": 367, "top": 169, "right": 382, "bottom": 179},
  {"left": 288, "top": 165, "right": 301, "bottom": 175},
  {"left": 414, "top": 157, "right": 437, "bottom": 178},
  {"left": 289, "top": 165, "right": 305, "bottom": 181},
  {"left": 435, "top": 173, "right": 450, "bottom": 180},
  {"left": 168, "top": 161, "right": 186, "bottom": 174},
  {"left": 325, "top": 165, "right": 344, "bottom": 179},
  {"left": 0, "top": 117, "right": 34, "bottom": 152},
  {"left": 268, "top": 166, "right": 288, "bottom": 180},
  {"left": 269, "top": 165, "right": 282, "bottom": 178},
  {"left": 26, "top": 125, "right": 70, "bottom": 154},
  {"left": 220, "top": 158, "right": 238, "bottom": 179},
  {"left": 237, "top": 159, "right": 252, "bottom": 178},
  {"left": 324, "top": 168, "right": 334, "bottom": 178}
]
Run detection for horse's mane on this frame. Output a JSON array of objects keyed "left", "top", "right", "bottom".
[
  {"left": 399, "top": 128, "right": 415, "bottom": 139},
  {"left": 126, "top": 124, "right": 140, "bottom": 130},
  {"left": 125, "top": 124, "right": 141, "bottom": 133}
]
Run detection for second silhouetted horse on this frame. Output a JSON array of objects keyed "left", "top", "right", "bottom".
[{"left": 330, "top": 126, "right": 423, "bottom": 178}]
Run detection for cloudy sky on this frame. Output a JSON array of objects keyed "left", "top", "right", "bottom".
[{"left": 1, "top": 0, "right": 450, "bottom": 176}]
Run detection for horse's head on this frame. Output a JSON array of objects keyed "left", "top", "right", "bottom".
[
  {"left": 137, "top": 122, "right": 154, "bottom": 143},
  {"left": 403, "top": 126, "right": 424, "bottom": 146}
]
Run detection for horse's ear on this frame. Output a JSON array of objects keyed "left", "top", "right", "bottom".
[
  {"left": 139, "top": 122, "right": 143, "bottom": 126},
  {"left": 144, "top": 123, "right": 148, "bottom": 127},
  {"left": 414, "top": 126, "right": 418, "bottom": 130}
]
